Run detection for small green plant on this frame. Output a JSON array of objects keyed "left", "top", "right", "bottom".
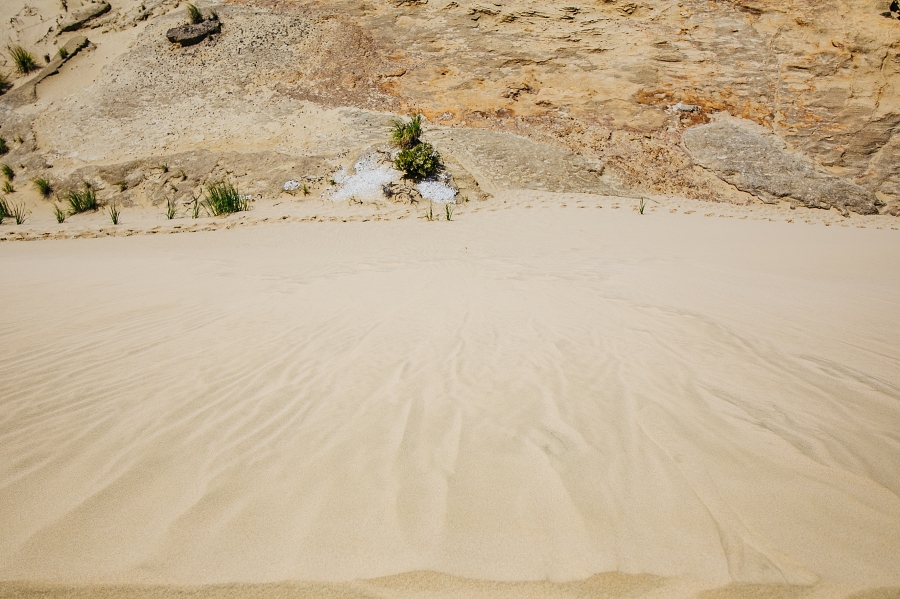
[
  {"left": 33, "top": 177, "right": 52, "bottom": 197},
  {"left": 52, "top": 203, "right": 67, "bottom": 223},
  {"left": 63, "top": 183, "right": 98, "bottom": 214},
  {"left": 191, "top": 196, "right": 201, "bottom": 218},
  {"left": 445, "top": 203, "right": 454, "bottom": 221},
  {"left": 638, "top": 197, "right": 646, "bottom": 214},
  {"left": 158, "top": 163, "right": 169, "bottom": 173},
  {"left": 3, "top": 181, "right": 14, "bottom": 194},
  {"left": 165, "top": 197, "right": 178, "bottom": 219},
  {"left": 108, "top": 202, "right": 121, "bottom": 224},
  {"left": 390, "top": 113, "right": 423, "bottom": 150},
  {"left": 0, "top": 197, "right": 8, "bottom": 223},
  {"left": 203, "top": 181, "right": 247, "bottom": 215},
  {"left": 115, "top": 181, "right": 128, "bottom": 191},
  {"left": 178, "top": 169, "right": 187, "bottom": 180},
  {"left": 58, "top": 46, "right": 69, "bottom": 60},
  {"left": 1, "top": 164, "right": 13, "bottom": 181},
  {"left": 424, "top": 200, "right": 435, "bottom": 221},
  {"left": 395, "top": 142, "right": 441, "bottom": 180},
  {"left": 328, "top": 178, "right": 336, "bottom": 186},
  {"left": 301, "top": 183, "right": 310, "bottom": 195},
  {"left": 8, "top": 45, "right": 39, "bottom": 75},
  {"left": 0, "top": 138, "right": 7, "bottom": 156},
  {"left": 8, "top": 201, "right": 28, "bottom": 224},
  {"left": 186, "top": 3, "right": 203, "bottom": 23}
]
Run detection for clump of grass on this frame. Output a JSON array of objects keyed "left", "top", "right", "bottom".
[
  {"left": 115, "top": 180, "right": 128, "bottom": 191},
  {"left": 1, "top": 164, "right": 13, "bottom": 180},
  {"left": 191, "top": 195, "right": 201, "bottom": 218},
  {"left": 445, "top": 203, "right": 454, "bottom": 221},
  {"left": 2, "top": 181, "right": 14, "bottom": 194},
  {"left": 0, "top": 197, "right": 8, "bottom": 223},
  {"left": 390, "top": 113, "right": 423, "bottom": 150},
  {"left": 63, "top": 183, "right": 98, "bottom": 214},
  {"left": 8, "top": 45, "right": 39, "bottom": 75},
  {"left": 7, "top": 201, "right": 28, "bottom": 224},
  {"left": 165, "top": 197, "right": 178, "bottom": 219},
  {"left": 158, "top": 163, "right": 169, "bottom": 173},
  {"left": 638, "top": 197, "right": 646, "bottom": 215},
  {"left": 108, "top": 202, "right": 121, "bottom": 224},
  {"left": 202, "top": 181, "right": 248, "bottom": 215},
  {"left": 33, "top": 177, "right": 53, "bottom": 197},
  {"left": 58, "top": 46, "right": 69, "bottom": 60},
  {"left": 424, "top": 200, "right": 435, "bottom": 221},
  {"left": 186, "top": 3, "right": 203, "bottom": 24},
  {"left": 52, "top": 203, "right": 67, "bottom": 223},
  {"left": 301, "top": 183, "right": 310, "bottom": 196},
  {"left": 0, "top": 138, "right": 8, "bottom": 156},
  {"left": 395, "top": 142, "right": 441, "bottom": 180}
]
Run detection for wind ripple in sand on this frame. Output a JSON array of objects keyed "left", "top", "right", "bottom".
[{"left": 0, "top": 211, "right": 899, "bottom": 589}]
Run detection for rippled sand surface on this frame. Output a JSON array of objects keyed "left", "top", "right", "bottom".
[{"left": 1, "top": 205, "right": 899, "bottom": 596}]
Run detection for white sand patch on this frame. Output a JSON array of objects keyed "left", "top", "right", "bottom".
[
  {"left": 329, "top": 152, "right": 401, "bottom": 203},
  {"left": 417, "top": 178, "right": 458, "bottom": 203}
]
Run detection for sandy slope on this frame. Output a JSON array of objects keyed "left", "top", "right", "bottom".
[{"left": 1, "top": 203, "right": 899, "bottom": 596}]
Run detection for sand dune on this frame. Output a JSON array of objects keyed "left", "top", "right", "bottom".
[{"left": 1, "top": 204, "right": 899, "bottom": 596}]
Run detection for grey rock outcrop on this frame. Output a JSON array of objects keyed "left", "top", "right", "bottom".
[
  {"left": 166, "top": 18, "right": 221, "bottom": 46},
  {"left": 683, "top": 122, "right": 878, "bottom": 215},
  {"left": 59, "top": 2, "right": 110, "bottom": 32}
]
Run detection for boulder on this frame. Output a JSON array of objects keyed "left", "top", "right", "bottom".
[
  {"left": 166, "top": 19, "right": 221, "bottom": 46},
  {"left": 59, "top": 2, "right": 110, "bottom": 32},
  {"left": 683, "top": 121, "right": 878, "bottom": 215}
]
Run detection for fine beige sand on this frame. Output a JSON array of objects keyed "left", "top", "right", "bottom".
[{"left": 1, "top": 201, "right": 899, "bottom": 597}]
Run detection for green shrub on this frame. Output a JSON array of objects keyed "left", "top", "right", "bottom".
[
  {"left": 395, "top": 142, "right": 441, "bottom": 180},
  {"left": 390, "top": 114, "right": 423, "bottom": 150},
  {"left": 58, "top": 47, "right": 69, "bottom": 60},
  {"left": 203, "top": 181, "right": 248, "bottom": 215},
  {"left": 1, "top": 164, "right": 12, "bottom": 180},
  {"left": 64, "top": 184, "right": 98, "bottom": 214},
  {"left": 8, "top": 45, "right": 38, "bottom": 75},
  {"left": 33, "top": 176, "right": 52, "bottom": 197}
]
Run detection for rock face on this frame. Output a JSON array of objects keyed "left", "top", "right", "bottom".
[
  {"left": 684, "top": 122, "right": 878, "bottom": 214},
  {"left": 59, "top": 2, "right": 110, "bottom": 32},
  {"left": 166, "top": 18, "right": 220, "bottom": 46}
]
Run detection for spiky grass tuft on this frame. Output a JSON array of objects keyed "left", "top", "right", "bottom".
[
  {"left": 6, "top": 201, "right": 28, "bottom": 224},
  {"left": 445, "top": 203, "right": 454, "bottom": 221},
  {"left": 52, "top": 203, "right": 67, "bottom": 223},
  {"left": 33, "top": 177, "right": 53, "bottom": 197},
  {"left": 186, "top": 3, "right": 203, "bottom": 24},
  {"left": 8, "top": 45, "right": 39, "bottom": 75},
  {"left": 1, "top": 164, "right": 12, "bottom": 181},
  {"left": 390, "top": 113, "right": 423, "bottom": 150},
  {"left": 0, "top": 138, "right": 8, "bottom": 156},
  {"left": 165, "top": 197, "right": 178, "bottom": 219},
  {"left": 58, "top": 46, "right": 69, "bottom": 60},
  {"left": 108, "top": 202, "right": 121, "bottom": 224},
  {"left": 203, "top": 181, "right": 248, "bottom": 216},
  {"left": 64, "top": 183, "right": 98, "bottom": 214},
  {"left": 2, "top": 181, "right": 14, "bottom": 194},
  {"left": 0, "top": 196, "right": 8, "bottom": 223}
]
